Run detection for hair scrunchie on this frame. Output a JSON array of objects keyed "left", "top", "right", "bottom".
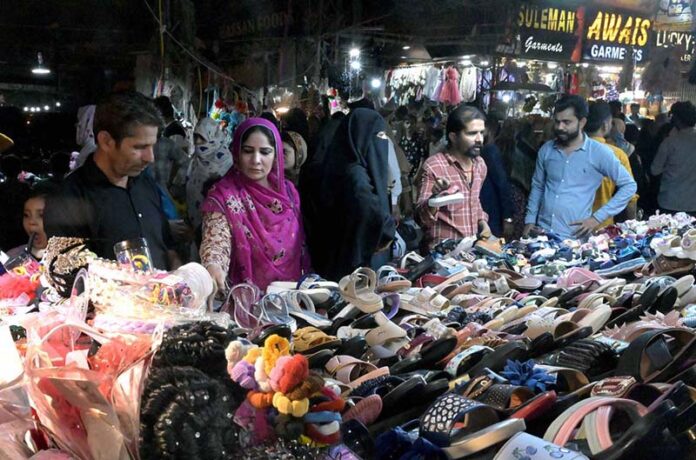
[
  {"left": 272, "top": 392, "right": 309, "bottom": 417},
  {"left": 248, "top": 390, "right": 274, "bottom": 409},
  {"left": 286, "top": 374, "right": 324, "bottom": 401},
  {"left": 243, "top": 347, "right": 263, "bottom": 364},
  {"left": 226, "top": 340, "right": 257, "bottom": 367},
  {"left": 269, "top": 354, "right": 309, "bottom": 394},
  {"left": 230, "top": 360, "right": 257, "bottom": 389},
  {"left": 310, "top": 386, "right": 346, "bottom": 413},
  {"left": 262, "top": 334, "right": 291, "bottom": 376},
  {"left": 254, "top": 356, "right": 272, "bottom": 393},
  {"left": 305, "top": 422, "right": 341, "bottom": 445}
]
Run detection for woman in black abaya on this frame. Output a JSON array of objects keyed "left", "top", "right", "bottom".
[{"left": 304, "top": 108, "right": 395, "bottom": 281}]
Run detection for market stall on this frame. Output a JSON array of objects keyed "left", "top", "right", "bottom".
[{"left": 1, "top": 211, "right": 696, "bottom": 458}]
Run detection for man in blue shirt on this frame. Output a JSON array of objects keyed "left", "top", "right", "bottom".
[{"left": 524, "top": 95, "right": 637, "bottom": 239}]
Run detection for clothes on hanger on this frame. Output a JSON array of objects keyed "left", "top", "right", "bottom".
[
  {"left": 459, "top": 66, "right": 478, "bottom": 103},
  {"left": 439, "top": 66, "right": 462, "bottom": 105}
]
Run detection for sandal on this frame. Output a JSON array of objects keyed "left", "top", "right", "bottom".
[
  {"left": 419, "top": 393, "right": 500, "bottom": 447},
  {"left": 637, "top": 255, "right": 695, "bottom": 278},
  {"left": 283, "top": 291, "right": 332, "bottom": 328},
  {"left": 258, "top": 293, "right": 297, "bottom": 332},
  {"left": 343, "top": 394, "right": 383, "bottom": 426},
  {"left": 325, "top": 355, "right": 390, "bottom": 388},
  {"left": 339, "top": 267, "right": 384, "bottom": 313},
  {"left": 615, "top": 328, "right": 696, "bottom": 383},
  {"left": 292, "top": 326, "right": 342, "bottom": 354},
  {"left": 495, "top": 432, "right": 587, "bottom": 460},
  {"left": 400, "top": 287, "right": 450, "bottom": 315},
  {"left": 494, "top": 268, "right": 542, "bottom": 291},
  {"left": 229, "top": 283, "right": 262, "bottom": 329},
  {"left": 376, "top": 266, "right": 412, "bottom": 293}
]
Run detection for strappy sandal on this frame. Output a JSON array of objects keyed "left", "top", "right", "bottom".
[
  {"left": 228, "top": 283, "right": 262, "bottom": 329},
  {"left": 637, "top": 255, "right": 695, "bottom": 278},
  {"left": 577, "top": 292, "right": 616, "bottom": 310},
  {"left": 493, "top": 268, "right": 542, "bottom": 291},
  {"left": 399, "top": 251, "right": 424, "bottom": 270},
  {"left": 267, "top": 273, "right": 338, "bottom": 305},
  {"left": 543, "top": 396, "right": 649, "bottom": 456},
  {"left": 292, "top": 326, "right": 342, "bottom": 354},
  {"left": 339, "top": 267, "right": 384, "bottom": 313},
  {"left": 419, "top": 393, "right": 501, "bottom": 447},
  {"left": 325, "top": 355, "right": 390, "bottom": 388},
  {"left": 399, "top": 287, "right": 450, "bottom": 315},
  {"left": 258, "top": 293, "right": 297, "bottom": 332},
  {"left": 338, "top": 312, "right": 408, "bottom": 357},
  {"left": 283, "top": 291, "right": 332, "bottom": 327},
  {"left": 474, "top": 383, "right": 536, "bottom": 414},
  {"left": 376, "top": 265, "right": 412, "bottom": 293},
  {"left": 615, "top": 328, "right": 696, "bottom": 383},
  {"left": 521, "top": 314, "right": 588, "bottom": 343}
]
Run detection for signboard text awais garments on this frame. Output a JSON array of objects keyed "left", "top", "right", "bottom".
[{"left": 583, "top": 10, "right": 652, "bottom": 62}]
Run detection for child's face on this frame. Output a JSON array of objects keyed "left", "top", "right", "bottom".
[{"left": 23, "top": 196, "right": 47, "bottom": 249}]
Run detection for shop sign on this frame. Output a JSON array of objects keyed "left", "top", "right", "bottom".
[
  {"left": 655, "top": 29, "right": 695, "bottom": 63},
  {"left": 220, "top": 11, "right": 292, "bottom": 39},
  {"left": 516, "top": 4, "right": 583, "bottom": 61},
  {"left": 583, "top": 10, "right": 653, "bottom": 63}
]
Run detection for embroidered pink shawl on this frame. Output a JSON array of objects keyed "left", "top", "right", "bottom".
[{"left": 201, "top": 118, "right": 308, "bottom": 290}]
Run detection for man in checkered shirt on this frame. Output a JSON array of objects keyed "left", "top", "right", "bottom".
[{"left": 416, "top": 105, "right": 490, "bottom": 248}]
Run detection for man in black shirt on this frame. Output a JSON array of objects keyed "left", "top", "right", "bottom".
[{"left": 44, "top": 91, "right": 180, "bottom": 270}]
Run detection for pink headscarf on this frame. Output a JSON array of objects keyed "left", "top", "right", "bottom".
[{"left": 201, "top": 118, "right": 309, "bottom": 291}]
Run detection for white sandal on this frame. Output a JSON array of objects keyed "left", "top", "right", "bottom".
[{"left": 339, "top": 268, "right": 383, "bottom": 313}]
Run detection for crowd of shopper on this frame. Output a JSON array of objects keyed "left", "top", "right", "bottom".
[{"left": 1, "top": 91, "right": 695, "bottom": 291}]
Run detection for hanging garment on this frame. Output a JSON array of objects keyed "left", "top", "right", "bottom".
[
  {"left": 439, "top": 67, "right": 462, "bottom": 105},
  {"left": 423, "top": 66, "right": 442, "bottom": 100},
  {"left": 459, "top": 66, "right": 478, "bottom": 103},
  {"left": 430, "top": 68, "right": 446, "bottom": 102},
  {"left": 569, "top": 73, "right": 580, "bottom": 95}
]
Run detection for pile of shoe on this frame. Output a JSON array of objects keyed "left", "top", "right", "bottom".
[{"left": 210, "top": 213, "right": 696, "bottom": 459}]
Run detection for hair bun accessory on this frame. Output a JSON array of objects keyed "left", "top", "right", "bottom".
[
  {"left": 248, "top": 390, "right": 274, "bottom": 409},
  {"left": 254, "top": 356, "right": 272, "bottom": 393},
  {"left": 226, "top": 340, "right": 257, "bottom": 367},
  {"left": 273, "top": 392, "right": 310, "bottom": 417},
  {"left": 262, "top": 334, "right": 291, "bottom": 375},
  {"left": 287, "top": 374, "right": 324, "bottom": 401},
  {"left": 230, "top": 360, "right": 257, "bottom": 389},
  {"left": 275, "top": 354, "right": 310, "bottom": 394}
]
